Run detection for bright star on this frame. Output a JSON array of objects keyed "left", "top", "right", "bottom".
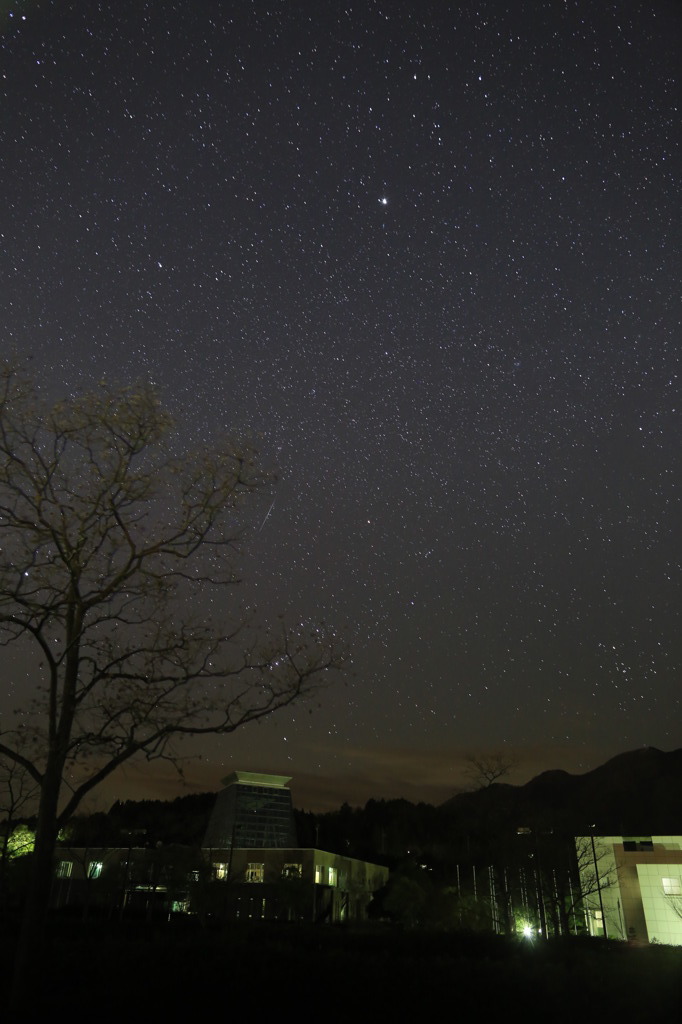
[{"left": 379, "top": 197, "right": 388, "bottom": 206}]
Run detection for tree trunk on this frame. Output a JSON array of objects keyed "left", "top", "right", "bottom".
[{"left": 11, "top": 755, "right": 63, "bottom": 1003}]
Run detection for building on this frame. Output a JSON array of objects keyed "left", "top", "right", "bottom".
[
  {"left": 49, "top": 772, "right": 388, "bottom": 923},
  {"left": 51, "top": 845, "right": 194, "bottom": 915},
  {"left": 577, "top": 835, "right": 682, "bottom": 945},
  {"left": 203, "top": 771, "right": 297, "bottom": 850},
  {"left": 50, "top": 842, "right": 388, "bottom": 923},
  {"left": 202, "top": 772, "right": 387, "bottom": 922},
  {"left": 203, "top": 846, "right": 388, "bottom": 923}
]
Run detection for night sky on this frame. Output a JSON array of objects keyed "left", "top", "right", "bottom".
[{"left": 1, "top": 0, "right": 680, "bottom": 811}]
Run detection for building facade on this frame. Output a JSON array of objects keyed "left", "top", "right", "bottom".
[
  {"left": 203, "top": 846, "right": 388, "bottom": 923},
  {"left": 577, "top": 835, "right": 682, "bottom": 945},
  {"left": 49, "top": 844, "right": 388, "bottom": 923},
  {"left": 203, "top": 771, "right": 297, "bottom": 850},
  {"left": 49, "top": 773, "right": 388, "bottom": 922}
]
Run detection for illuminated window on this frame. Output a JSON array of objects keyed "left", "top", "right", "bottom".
[
  {"left": 282, "top": 863, "right": 302, "bottom": 879},
  {"left": 87, "top": 861, "right": 103, "bottom": 879},
  {"left": 328, "top": 867, "right": 338, "bottom": 887},
  {"left": 315, "top": 864, "right": 322, "bottom": 884},
  {"left": 246, "top": 863, "right": 265, "bottom": 883},
  {"left": 214, "top": 862, "right": 229, "bottom": 880},
  {"left": 662, "top": 877, "right": 682, "bottom": 895},
  {"left": 56, "top": 861, "right": 72, "bottom": 879}
]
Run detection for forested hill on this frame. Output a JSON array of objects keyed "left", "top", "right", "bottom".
[
  {"left": 61, "top": 746, "right": 682, "bottom": 858},
  {"left": 66, "top": 791, "right": 217, "bottom": 847},
  {"left": 441, "top": 746, "right": 682, "bottom": 838}
]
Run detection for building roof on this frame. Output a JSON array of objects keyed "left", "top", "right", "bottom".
[{"left": 219, "top": 771, "right": 292, "bottom": 789}]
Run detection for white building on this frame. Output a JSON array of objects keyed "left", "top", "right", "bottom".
[{"left": 577, "top": 835, "right": 682, "bottom": 945}]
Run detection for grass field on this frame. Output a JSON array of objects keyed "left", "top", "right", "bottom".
[{"left": 2, "top": 916, "right": 681, "bottom": 1021}]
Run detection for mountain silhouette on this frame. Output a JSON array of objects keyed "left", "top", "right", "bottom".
[{"left": 443, "top": 747, "right": 682, "bottom": 835}]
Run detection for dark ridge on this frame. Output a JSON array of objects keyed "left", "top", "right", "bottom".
[{"left": 442, "top": 746, "right": 682, "bottom": 835}]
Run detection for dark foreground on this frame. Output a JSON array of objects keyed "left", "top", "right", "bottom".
[{"left": 2, "top": 916, "right": 681, "bottom": 1021}]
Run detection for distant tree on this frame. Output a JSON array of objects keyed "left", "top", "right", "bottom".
[
  {"left": 463, "top": 752, "right": 519, "bottom": 790},
  {"left": 63, "top": 811, "right": 123, "bottom": 848},
  {"left": 0, "top": 368, "right": 343, "bottom": 990},
  {"left": 0, "top": 755, "right": 38, "bottom": 901},
  {"left": 570, "top": 835, "right": 617, "bottom": 938},
  {"left": 4, "top": 824, "right": 36, "bottom": 860},
  {"left": 384, "top": 873, "right": 429, "bottom": 927}
]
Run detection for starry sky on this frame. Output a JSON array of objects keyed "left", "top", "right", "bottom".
[{"left": 1, "top": 0, "right": 680, "bottom": 811}]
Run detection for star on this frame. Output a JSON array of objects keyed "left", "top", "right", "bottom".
[{"left": 0, "top": 0, "right": 678, "bottom": 809}]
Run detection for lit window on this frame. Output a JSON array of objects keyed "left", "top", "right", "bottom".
[
  {"left": 315, "top": 865, "right": 322, "bottom": 884},
  {"left": 662, "top": 877, "right": 682, "bottom": 895},
  {"left": 282, "top": 863, "right": 302, "bottom": 879},
  {"left": 87, "top": 861, "right": 103, "bottom": 879},
  {"left": 214, "top": 862, "right": 229, "bottom": 880},
  {"left": 246, "top": 863, "right": 265, "bottom": 883},
  {"left": 328, "top": 867, "right": 338, "bottom": 887},
  {"left": 56, "top": 861, "right": 72, "bottom": 879}
]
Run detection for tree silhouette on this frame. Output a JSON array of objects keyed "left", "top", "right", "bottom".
[
  {"left": 0, "top": 754, "right": 38, "bottom": 901},
  {"left": 463, "top": 752, "right": 518, "bottom": 790},
  {"left": 0, "top": 367, "right": 342, "bottom": 987}
]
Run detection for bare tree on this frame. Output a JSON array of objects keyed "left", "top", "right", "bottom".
[
  {"left": 498, "top": 832, "right": 616, "bottom": 939},
  {"left": 571, "top": 835, "right": 617, "bottom": 937},
  {"left": 0, "top": 755, "right": 38, "bottom": 838},
  {"left": 662, "top": 885, "right": 682, "bottom": 922},
  {"left": 463, "top": 752, "right": 518, "bottom": 790},
  {"left": 0, "top": 368, "right": 342, "bottom": 980}
]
